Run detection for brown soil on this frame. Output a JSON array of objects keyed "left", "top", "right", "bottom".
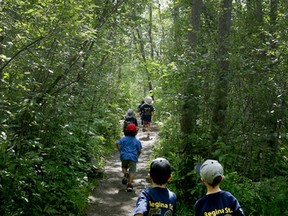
[{"left": 86, "top": 124, "right": 157, "bottom": 216}]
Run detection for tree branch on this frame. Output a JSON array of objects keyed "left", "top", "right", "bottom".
[{"left": 0, "top": 36, "right": 44, "bottom": 76}]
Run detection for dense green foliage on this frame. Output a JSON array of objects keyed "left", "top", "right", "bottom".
[
  {"left": 1, "top": 0, "right": 288, "bottom": 215},
  {"left": 1, "top": 0, "right": 150, "bottom": 215},
  {"left": 152, "top": 0, "right": 288, "bottom": 215}
]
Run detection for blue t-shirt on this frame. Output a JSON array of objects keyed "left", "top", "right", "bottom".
[
  {"left": 139, "top": 104, "right": 155, "bottom": 121},
  {"left": 117, "top": 136, "right": 142, "bottom": 162},
  {"left": 195, "top": 191, "right": 245, "bottom": 216},
  {"left": 133, "top": 187, "right": 177, "bottom": 216}
]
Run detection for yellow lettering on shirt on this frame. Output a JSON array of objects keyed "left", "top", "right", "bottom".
[
  {"left": 225, "top": 207, "right": 233, "bottom": 213},
  {"left": 204, "top": 208, "right": 232, "bottom": 216},
  {"left": 149, "top": 201, "right": 174, "bottom": 211}
]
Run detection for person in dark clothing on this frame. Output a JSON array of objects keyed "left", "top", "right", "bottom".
[
  {"left": 123, "top": 109, "right": 138, "bottom": 135},
  {"left": 132, "top": 158, "right": 177, "bottom": 216},
  {"left": 139, "top": 96, "right": 155, "bottom": 136},
  {"left": 195, "top": 159, "right": 245, "bottom": 216},
  {"left": 137, "top": 100, "right": 145, "bottom": 125}
]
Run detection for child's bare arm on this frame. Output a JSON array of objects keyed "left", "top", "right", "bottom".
[
  {"left": 137, "top": 150, "right": 141, "bottom": 156},
  {"left": 116, "top": 143, "right": 120, "bottom": 151}
]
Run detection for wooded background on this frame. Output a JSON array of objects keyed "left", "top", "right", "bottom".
[{"left": 1, "top": 0, "right": 287, "bottom": 215}]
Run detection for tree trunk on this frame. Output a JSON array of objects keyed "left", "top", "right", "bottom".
[
  {"left": 211, "top": 0, "right": 232, "bottom": 147},
  {"left": 0, "top": 35, "right": 3, "bottom": 88},
  {"left": 148, "top": 4, "right": 154, "bottom": 96},
  {"left": 181, "top": 0, "right": 202, "bottom": 135},
  {"left": 136, "top": 28, "right": 153, "bottom": 96}
]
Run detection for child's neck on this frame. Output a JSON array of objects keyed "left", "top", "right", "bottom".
[
  {"left": 206, "top": 185, "right": 221, "bottom": 195},
  {"left": 152, "top": 182, "right": 166, "bottom": 188}
]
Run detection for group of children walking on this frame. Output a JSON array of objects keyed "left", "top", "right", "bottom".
[
  {"left": 116, "top": 96, "right": 245, "bottom": 216},
  {"left": 117, "top": 96, "right": 155, "bottom": 192}
]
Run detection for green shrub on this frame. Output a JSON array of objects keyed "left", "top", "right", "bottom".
[
  {"left": 155, "top": 119, "right": 288, "bottom": 216},
  {"left": 0, "top": 103, "right": 120, "bottom": 215}
]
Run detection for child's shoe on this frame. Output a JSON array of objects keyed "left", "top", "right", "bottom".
[
  {"left": 122, "top": 173, "right": 129, "bottom": 185},
  {"left": 127, "top": 183, "right": 133, "bottom": 192}
]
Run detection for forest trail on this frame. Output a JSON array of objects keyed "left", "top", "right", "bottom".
[{"left": 86, "top": 123, "right": 158, "bottom": 216}]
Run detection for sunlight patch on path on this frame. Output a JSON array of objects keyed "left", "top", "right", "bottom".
[{"left": 86, "top": 125, "right": 158, "bottom": 216}]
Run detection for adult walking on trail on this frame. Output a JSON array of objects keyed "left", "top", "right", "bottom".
[
  {"left": 116, "top": 123, "right": 142, "bottom": 192},
  {"left": 132, "top": 157, "right": 177, "bottom": 216},
  {"left": 139, "top": 96, "right": 155, "bottom": 137}
]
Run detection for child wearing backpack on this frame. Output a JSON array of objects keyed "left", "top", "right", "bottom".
[
  {"left": 139, "top": 97, "right": 155, "bottom": 136},
  {"left": 123, "top": 109, "right": 138, "bottom": 135}
]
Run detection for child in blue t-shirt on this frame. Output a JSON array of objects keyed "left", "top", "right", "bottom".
[
  {"left": 132, "top": 158, "right": 177, "bottom": 216},
  {"left": 195, "top": 159, "right": 245, "bottom": 216},
  {"left": 116, "top": 124, "right": 142, "bottom": 192}
]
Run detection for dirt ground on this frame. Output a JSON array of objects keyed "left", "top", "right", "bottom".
[{"left": 86, "top": 124, "right": 158, "bottom": 216}]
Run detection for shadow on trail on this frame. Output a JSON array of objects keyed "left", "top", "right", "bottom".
[{"left": 86, "top": 124, "right": 158, "bottom": 216}]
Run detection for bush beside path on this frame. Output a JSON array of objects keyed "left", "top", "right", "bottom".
[{"left": 86, "top": 125, "right": 158, "bottom": 216}]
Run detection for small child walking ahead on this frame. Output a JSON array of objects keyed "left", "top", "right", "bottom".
[
  {"left": 139, "top": 96, "right": 155, "bottom": 136},
  {"left": 132, "top": 157, "right": 177, "bottom": 216},
  {"left": 123, "top": 109, "right": 138, "bottom": 134},
  {"left": 116, "top": 124, "right": 142, "bottom": 192},
  {"left": 195, "top": 159, "right": 245, "bottom": 216}
]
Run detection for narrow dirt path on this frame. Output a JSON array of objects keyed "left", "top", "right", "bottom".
[{"left": 86, "top": 124, "right": 158, "bottom": 216}]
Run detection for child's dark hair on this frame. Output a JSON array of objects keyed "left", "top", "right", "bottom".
[
  {"left": 208, "top": 176, "right": 222, "bottom": 188},
  {"left": 149, "top": 158, "right": 171, "bottom": 185},
  {"left": 124, "top": 130, "right": 137, "bottom": 137},
  {"left": 151, "top": 174, "right": 170, "bottom": 185}
]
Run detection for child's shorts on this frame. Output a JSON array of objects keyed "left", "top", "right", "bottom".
[
  {"left": 143, "top": 120, "right": 151, "bottom": 125},
  {"left": 121, "top": 160, "right": 137, "bottom": 173}
]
